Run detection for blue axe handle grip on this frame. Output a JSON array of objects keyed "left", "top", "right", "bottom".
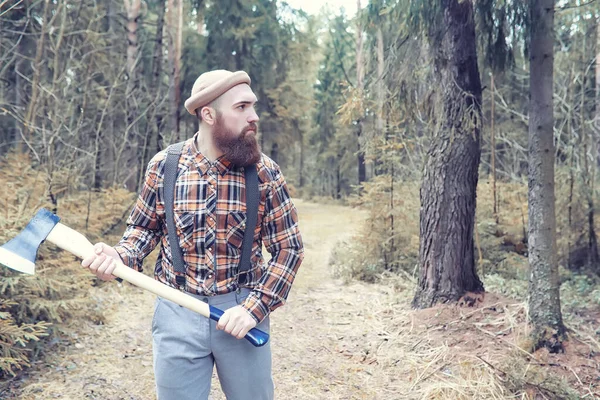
[{"left": 209, "top": 306, "right": 269, "bottom": 347}]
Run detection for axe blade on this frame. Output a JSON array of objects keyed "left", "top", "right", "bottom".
[{"left": 0, "top": 208, "right": 60, "bottom": 275}]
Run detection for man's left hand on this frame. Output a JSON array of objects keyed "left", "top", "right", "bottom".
[{"left": 216, "top": 305, "right": 257, "bottom": 339}]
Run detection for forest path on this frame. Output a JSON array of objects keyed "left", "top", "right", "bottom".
[{"left": 14, "top": 199, "right": 404, "bottom": 400}]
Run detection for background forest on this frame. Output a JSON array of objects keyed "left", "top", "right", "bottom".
[{"left": 1, "top": 0, "right": 600, "bottom": 398}]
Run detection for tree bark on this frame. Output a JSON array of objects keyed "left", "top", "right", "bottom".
[
  {"left": 14, "top": 35, "right": 26, "bottom": 150},
  {"left": 123, "top": 0, "right": 142, "bottom": 190},
  {"left": 376, "top": 26, "right": 385, "bottom": 139},
  {"left": 374, "top": 26, "right": 385, "bottom": 177},
  {"left": 22, "top": 0, "right": 51, "bottom": 153},
  {"left": 124, "top": 0, "right": 141, "bottom": 79},
  {"left": 152, "top": 0, "right": 167, "bottom": 154},
  {"left": 527, "top": 0, "right": 566, "bottom": 352},
  {"left": 295, "top": 120, "right": 304, "bottom": 188},
  {"left": 491, "top": 73, "right": 499, "bottom": 224},
  {"left": 388, "top": 121, "right": 395, "bottom": 270},
  {"left": 581, "top": 32, "right": 599, "bottom": 270},
  {"left": 356, "top": 0, "right": 366, "bottom": 185},
  {"left": 589, "top": 11, "right": 600, "bottom": 274},
  {"left": 167, "top": 0, "right": 183, "bottom": 142},
  {"left": 97, "top": 0, "right": 115, "bottom": 189},
  {"left": 412, "top": 0, "right": 484, "bottom": 308},
  {"left": 336, "top": 154, "right": 342, "bottom": 199},
  {"left": 596, "top": 10, "right": 600, "bottom": 134}
]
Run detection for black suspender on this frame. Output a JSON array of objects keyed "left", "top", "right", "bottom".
[
  {"left": 239, "top": 162, "right": 258, "bottom": 285},
  {"left": 164, "top": 142, "right": 186, "bottom": 287},
  {"left": 163, "top": 142, "right": 259, "bottom": 289}
]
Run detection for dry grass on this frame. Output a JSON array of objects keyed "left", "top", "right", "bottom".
[
  {"left": 0, "top": 152, "right": 136, "bottom": 383},
  {"left": 2, "top": 160, "right": 600, "bottom": 399},
  {"left": 330, "top": 176, "right": 600, "bottom": 399}
]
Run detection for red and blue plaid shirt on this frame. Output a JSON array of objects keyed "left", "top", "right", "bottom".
[{"left": 114, "top": 135, "right": 304, "bottom": 323}]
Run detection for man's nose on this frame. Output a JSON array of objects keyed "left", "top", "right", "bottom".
[{"left": 248, "top": 109, "right": 259, "bottom": 123}]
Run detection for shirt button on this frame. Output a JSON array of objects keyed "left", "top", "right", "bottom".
[{"left": 207, "top": 273, "right": 213, "bottom": 279}]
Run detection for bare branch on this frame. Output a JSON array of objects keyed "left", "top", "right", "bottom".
[{"left": 0, "top": 0, "right": 23, "bottom": 17}]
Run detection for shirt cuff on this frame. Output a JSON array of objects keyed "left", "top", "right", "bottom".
[
  {"left": 241, "top": 291, "right": 270, "bottom": 324},
  {"left": 114, "top": 245, "right": 143, "bottom": 272}
]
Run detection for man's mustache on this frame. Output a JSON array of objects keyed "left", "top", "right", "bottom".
[{"left": 242, "top": 123, "right": 258, "bottom": 135}]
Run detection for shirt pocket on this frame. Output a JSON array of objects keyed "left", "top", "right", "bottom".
[
  {"left": 226, "top": 211, "right": 247, "bottom": 254},
  {"left": 174, "top": 210, "right": 195, "bottom": 251}
]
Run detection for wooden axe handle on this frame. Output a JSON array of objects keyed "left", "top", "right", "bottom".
[{"left": 45, "top": 223, "right": 269, "bottom": 347}]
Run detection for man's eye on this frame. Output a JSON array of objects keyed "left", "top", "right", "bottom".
[{"left": 238, "top": 105, "right": 246, "bottom": 110}]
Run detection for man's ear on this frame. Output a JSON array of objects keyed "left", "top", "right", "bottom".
[{"left": 200, "top": 106, "right": 216, "bottom": 125}]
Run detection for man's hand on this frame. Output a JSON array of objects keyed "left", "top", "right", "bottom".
[
  {"left": 81, "top": 242, "right": 120, "bottom": 281},
  {"left": 216, "top": 305, "right": 257, "bottom": 339}
]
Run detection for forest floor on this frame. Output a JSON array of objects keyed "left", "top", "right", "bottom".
[{"left": 4, "top": 199, "right": 600, "bottom": 399}]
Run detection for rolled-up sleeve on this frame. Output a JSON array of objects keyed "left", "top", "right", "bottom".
[
  {"left": 114, "top": 159, "right": 162, "bottom": 271},
  {"left": 242, "top": 167, "right": 304, "bottom": 323}
]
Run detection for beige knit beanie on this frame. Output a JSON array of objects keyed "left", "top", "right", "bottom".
[{"left": 184, "top": 70, "right": 251, "bottom": 115}]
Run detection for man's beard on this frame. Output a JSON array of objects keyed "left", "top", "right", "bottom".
[{"left": 213, "top": 113, "right": 261, "bottom": 167}]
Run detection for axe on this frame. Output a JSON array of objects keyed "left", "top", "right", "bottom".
[{"left": 0, "top": 208, "right": 269, "bottom": 347}]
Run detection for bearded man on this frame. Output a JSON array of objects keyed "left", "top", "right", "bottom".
[{"left": 81, "top": 70, "right": 304, "bottom": 400}]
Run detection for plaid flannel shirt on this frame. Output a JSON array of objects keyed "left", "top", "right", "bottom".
[{"left": 114, "top": 135, "right": 304, "bottom": 323}]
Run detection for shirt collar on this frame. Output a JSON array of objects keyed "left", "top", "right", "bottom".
[{"left": 186, "top": 132, "right": 234, "bottom": 177}]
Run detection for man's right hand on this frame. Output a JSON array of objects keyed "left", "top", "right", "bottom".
[{"left": 81, "top": 243, "right": 121, "bottom": 281}]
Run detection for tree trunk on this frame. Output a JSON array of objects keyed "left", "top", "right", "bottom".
[
  {"left": 123, "top": 0, "right": 142, "bottom": 190},
  {"left": 527, "top": 0, "right": 566, "bottom": 352},
  {"left": 124, "top": 0, "right": 141, "bottom": 79},
  {"left": 581, "top": 32, "right": 599, "bottom": 270},
  {"left": 388, "top": 120, "right": 395, "bottom": 270},
  {"left": 167, "top": 0, "right": 183, "bottom": 142},
  {"left": 412, "top": 0, "right": 484, "bottom": 308},
  {"left": 357, "top": 124, "right": 366, "bottom": 184},
  {"left": 356, "top": 0, "right": 366, "bottom": 185},
  {"left": 295, "top": 120, "right": 304, "bottom": 188},
  {"left": 22, "top": 0, "right": 51, "bottom": 153},
  {"left": 336, "top": 155, "right": 342, "bottom": 199},
  {"left": 14, "top": 39, "right": 25, "bottom": 150},
  {"left": 590, "top": 11, "right": 600, "bottom": 274},
  {"left": 152, "top": 0, "right": 167, "bottom": 154},
  {"left": 374, "top": 26, "right": 385, "bottom": 177},
  {"left": 175, "top": 0, "right": 183, "bottom": 135},
  {"left": 98, "top": 0, "right": 115, "bottom": 189},
  {"left": 596, "top": 10, "right": 600, "bottom": 134},
  {"left": 130, "top": 5, "right": 162, "bottom": 184},
  {"left": 566, "top": 67, "right": 575, "bottom": 269},
  {"left": 376, "top": 26, "right": 385, "bottom": 139},
  {"left": 491, "top": 73, "right": 499, "bottom": 224}
]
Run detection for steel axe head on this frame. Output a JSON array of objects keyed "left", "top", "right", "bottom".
[{"left": 0, "top": 208, "right": 60, "bottom": 275}]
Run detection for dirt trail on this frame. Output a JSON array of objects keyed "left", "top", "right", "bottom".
[{"left": 13, "top": 199, "right": 398, "bottom": 400}]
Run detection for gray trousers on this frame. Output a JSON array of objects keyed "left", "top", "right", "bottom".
[{"left": 152, "top": 288, "right": 274, "bottom": 400}]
